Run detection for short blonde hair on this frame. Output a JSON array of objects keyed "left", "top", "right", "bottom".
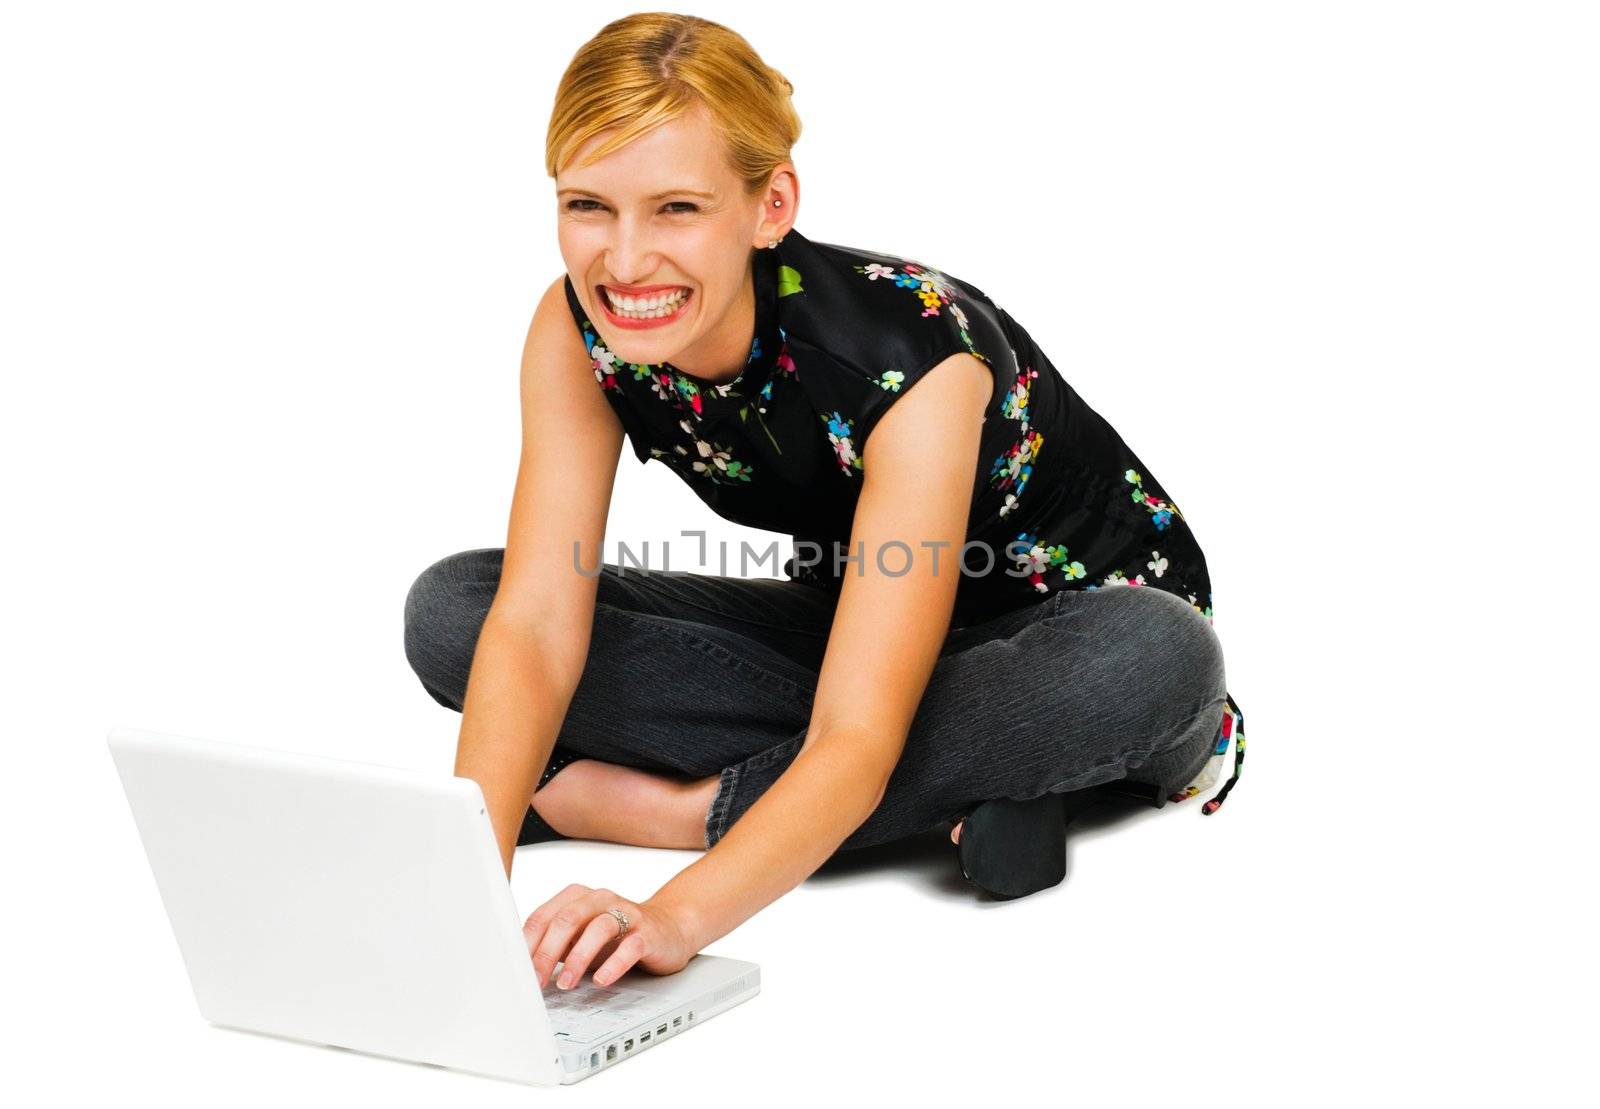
[{"left": 546, "top": 13, "right": 801, "bottom": 196}]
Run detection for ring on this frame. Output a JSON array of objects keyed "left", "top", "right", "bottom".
[{"left": 606, "top": 907, "right": 630, "bottom": 937}]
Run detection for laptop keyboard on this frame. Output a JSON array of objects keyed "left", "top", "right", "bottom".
[{"left": 542, "top": 977, "right": 661, "bottom": 1046}]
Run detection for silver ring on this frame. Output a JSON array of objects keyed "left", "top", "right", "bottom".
[{"left": 606, "top": 907, "right": 630, "bottom": 937}]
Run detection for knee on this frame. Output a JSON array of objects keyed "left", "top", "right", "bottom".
[
  {"left": 1105, "top": 587, "right": 1228, "bottom": 783},
  {"left": 1123, "top": 585, "right": 1227, "bottom": 707},
  {"left": 403, "top": 548, "right": 498, "bottom": 677}
]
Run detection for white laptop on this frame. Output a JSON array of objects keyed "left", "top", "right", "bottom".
[{"left": 105, "top": 726, "right": 761, "bottom": 1086}]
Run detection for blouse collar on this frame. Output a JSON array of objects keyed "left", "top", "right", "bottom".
[{"left": 662, "top": 243, "right": 781, "bottom": 413}]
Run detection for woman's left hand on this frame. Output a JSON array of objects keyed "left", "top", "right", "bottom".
[{"left": 522, "top": 885, "right": 699, "bottom": 990}]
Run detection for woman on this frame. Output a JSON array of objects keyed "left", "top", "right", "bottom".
[{"left": 403, "top": 14, "right": 1245, "bottom": 993}]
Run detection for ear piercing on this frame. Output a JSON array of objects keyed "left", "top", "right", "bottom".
[{"left": 767, "top": 198, "right": 785, "bottom": 247}]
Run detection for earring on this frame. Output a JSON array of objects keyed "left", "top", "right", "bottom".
[{"left": 768, "top": 198, "right": 784, "bottom": 247}]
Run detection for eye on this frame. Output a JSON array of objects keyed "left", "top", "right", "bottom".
[{"left": 563, "top": 199, "right": 699, "bottom": 214}]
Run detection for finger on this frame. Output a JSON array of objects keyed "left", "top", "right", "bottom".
[
  {"left": 592, "top": 932, "right": 648, "bottom": 987},
  {"left": 531, "top": 888, "right": 621, "bottom": 989},
  {"left": 522, "top": 883, "right": 592, "bottom": 945},
  {"left": 522, "top": 883, "right": 591, "bottom": 959},
  {"left": 522, "top": 885, "right": 593, "bottom": 987},
  {"left": 553, "top": 911, "right": 628, "bottom": 990}
]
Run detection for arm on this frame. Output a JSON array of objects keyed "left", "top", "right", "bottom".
[
  {"left": 452, "top": 274, "right": 625, "bottom": 878},
  {"left": 644, "top": 351, "right": 994, "bottom": 949}
]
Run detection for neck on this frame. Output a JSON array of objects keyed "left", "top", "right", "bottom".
[{"left": 668, "top": 256, "right": 757, "bottom": 385}]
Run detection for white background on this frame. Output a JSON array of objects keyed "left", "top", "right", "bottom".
[{"left": 4, "top": 1, "right": 1594, "bottom": 1103}]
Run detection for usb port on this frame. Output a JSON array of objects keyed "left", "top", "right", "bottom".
[
  {"left": 673, "top": 1016, "right": 682, "bottom": 1027},
  {"left": 641, "top": 1031, "right": 652, "bottom": 1043},
  {"left": 657, "top": 1023, "right": 668, "bottom": 1035}
]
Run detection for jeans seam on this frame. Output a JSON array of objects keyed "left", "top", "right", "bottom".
[
  {"left": 1068, "top": 693, "right": 1228, "bottom": 796},
  {"left": 605, "top": 606, "right": 817, "bottom": 703},
  {"left": 600, "top": 564, "right": 835, "bottom": 637},
  {"left": 706, "top": 765, "right": 740, "bottom": 848},
  {"left": 636, "top": 588, "right": 834, "bottom": 641},
  {"left": 706, "top": 732, "right": 807, "bottom": 847}
]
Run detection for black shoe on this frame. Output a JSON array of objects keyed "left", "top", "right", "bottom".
[
  {"left": 516, "top": 748, "right": 586, "bottom": 846},
  {"left": 955, "top": 788, "right": 1096, "bottom": 900}
]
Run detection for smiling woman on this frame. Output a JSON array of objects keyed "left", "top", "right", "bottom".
[
  {"left": 402, "top": 12, "right": 1246, "bottom": 993},
  {"left": 551, "top": 94, "right": 791, "bottom": 388}
]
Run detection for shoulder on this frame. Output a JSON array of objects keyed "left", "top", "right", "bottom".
[
  {"left": 774, "top": 230, "right": 1019, "bottom": 450},
  {"left": 865, "top": 350, "right": 992, "bottom": 470},
  {"left": 775, "top": 230, "right": 1013, "bottom": 389},
  {"left": 524, "top": 273, "right": 585, "bottom": 365},
  {"left": 541, "top": 271, "right": 619, "bottom": 384},
  {"left": 774, "top": 231, "right": 1005, "bottom": 366},
  {"left": 875, "top": 350, "right": 992, "bottom": 430}
]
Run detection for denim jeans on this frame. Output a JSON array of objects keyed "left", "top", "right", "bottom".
[{"left": 402, "top": 548, "right": 1229, "bottom": 851}]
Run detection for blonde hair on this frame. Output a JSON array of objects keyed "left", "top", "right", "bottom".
[{"left": 546, "top": 13, "right": 801, "bottom": 197}]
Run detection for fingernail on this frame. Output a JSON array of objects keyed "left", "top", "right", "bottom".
[{"left": 558, "top": 971, "right": 573, "bottom": 989}]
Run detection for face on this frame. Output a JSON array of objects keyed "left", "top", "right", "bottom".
[{"left": 556, "top": 101, "right": 796, "bottom": 381}]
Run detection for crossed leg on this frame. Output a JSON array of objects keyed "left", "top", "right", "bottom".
[{"left": 403, "top": 550, "right": 1227, "bottom": 855}]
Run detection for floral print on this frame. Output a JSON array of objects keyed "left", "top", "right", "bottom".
[
  {"left": 737, "top": 330, "right": 798, "bottom": 454},
  {"left": 574, "top": 312, "right": 764, "bottom": 482},
  {"left": 1166, "top": 696, "right": 1246, "bottom": 814},
  {"left": 853, "top": 259, "right": 985, "bottom": 361},
  {"left": 1009, "top": 531, "right": 1087, "bottom": 592},
  {"left": 989, "top": 367, "right": 1044, "bottom": 515},
  {"left": 648, "top": 418, "right": 755, "bottom": 484},
  {"left": 561, "top": 228, "right": 1245, "bottom": 813},
  {"left": 821, "top": 410, "right": 863, "bottom": 476},
  {"left": 990, "top": 426, "right": 1044, "bottom": 518},
  {"left": 1094, "top": 569, "right": 1142, "bottom": 588},
  {"left": 776, "top": 263, "right": 804, "bottom": 297},
  {"left": 582, "top": 325, "right": 623, "bottom": 392},
  {"left": 1126, "top": 467, "right": 1184, "bottom": 531}
]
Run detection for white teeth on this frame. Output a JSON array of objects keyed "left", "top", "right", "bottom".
[{"left": 603, "top": 286, "right": 690, "bottom": 318}]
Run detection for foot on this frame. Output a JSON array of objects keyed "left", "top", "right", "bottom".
[
  {"left": 955, "top": 794, "right": 1070, "bottom": 900},
  {"left": 954, "top": 786, "right": 1100, "bottom": 844},
  {"left": 947, "top": 790, "right": 1100, "bottom": 896},
  {"left": 531, "top": 759, "right": 720, "bottom": 850}
]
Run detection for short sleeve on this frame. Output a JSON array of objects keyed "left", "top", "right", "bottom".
[{"left": 837, "top": 254, "right": 1022, "bottom": 461}]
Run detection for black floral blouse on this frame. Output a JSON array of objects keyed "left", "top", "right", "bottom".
[{"left": 563, "top": 227, "right": 1246, "bottom": 812}]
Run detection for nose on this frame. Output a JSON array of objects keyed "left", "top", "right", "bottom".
[{"left": 603, "top": 216, "right": 660, "bottom": 286}]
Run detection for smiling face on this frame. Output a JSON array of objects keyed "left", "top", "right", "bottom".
[{"left": 556, "top": 101, "right": 794, "bottom": 384}]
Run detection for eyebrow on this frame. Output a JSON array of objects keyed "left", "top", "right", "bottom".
[{"left": 557, "top": 187, "right": 717, "bottom": 202}]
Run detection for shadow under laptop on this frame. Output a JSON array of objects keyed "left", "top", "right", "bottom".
[{"left": 802, "top": 791, "right": 1172, "bottom": 901}]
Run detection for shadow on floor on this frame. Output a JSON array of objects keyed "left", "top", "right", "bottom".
[{"left": 804, "top": 792, "right": 1176, "bottom": 901}]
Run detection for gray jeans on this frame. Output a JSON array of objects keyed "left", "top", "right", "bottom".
[{"left": 402, "top": 549, "right": 1229, "bottom": 851}]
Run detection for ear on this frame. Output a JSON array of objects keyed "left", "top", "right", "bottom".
[{"left": 753, "top": 167, "right": 799, "bottom": 246}]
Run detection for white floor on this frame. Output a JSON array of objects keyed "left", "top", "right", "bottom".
[
  {"left": 49, "top": 693, "right": 1588, "bottom": 1104},
  {"left": 9, "top": 3, "right": 1592, "bottom": 1103}
]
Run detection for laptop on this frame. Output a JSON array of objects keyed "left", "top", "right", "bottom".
[{"left": 105, "top": 726, "right": 761, "bottom": 1086}]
